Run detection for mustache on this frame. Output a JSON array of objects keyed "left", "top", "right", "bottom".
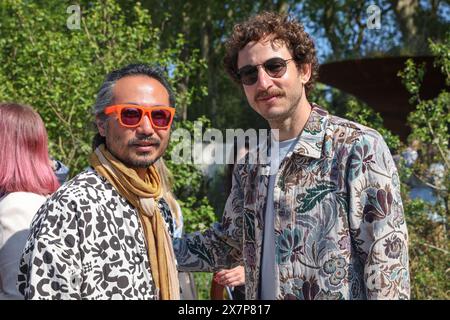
[
  {"left": 128, "top": 137, "right": 161, "bottom": 146},
  {"left": 255, "top": 88, "right": 285, "bottom": 101}
]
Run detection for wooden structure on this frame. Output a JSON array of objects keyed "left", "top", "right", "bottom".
[{"left": 318, "top": 56, "right": 447, "bottom": 141}]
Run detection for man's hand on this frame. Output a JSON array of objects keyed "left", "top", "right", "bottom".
[{"left": 213, "top": 265, "right": 245, "bottom": 287}]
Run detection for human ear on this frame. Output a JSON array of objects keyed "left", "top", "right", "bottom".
[
  {"left": 299, "top": 63, "right": 312, "bottom": 84},
  {"left": 96, "top": 116, "right": 107, "bottom": 137}
]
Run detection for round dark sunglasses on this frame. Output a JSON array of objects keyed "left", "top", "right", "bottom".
[{"left": 237, "top": 57, "right": 294, "bottom": 86}]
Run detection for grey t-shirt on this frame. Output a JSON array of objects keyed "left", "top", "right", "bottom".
[{"left": 260, "top": 136, "right": 297, "bottom": 300}]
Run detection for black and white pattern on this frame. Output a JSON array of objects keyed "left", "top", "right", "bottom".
[{"left": 17, "top": 169, "right": 174, "bottom": 300}]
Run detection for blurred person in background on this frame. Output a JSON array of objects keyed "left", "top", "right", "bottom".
[
  {"left": 0, "top": 102, "right": 60, "bottom": 299},
  {"left": 50, "top": 158, "right": 70, "bottom": 186}
]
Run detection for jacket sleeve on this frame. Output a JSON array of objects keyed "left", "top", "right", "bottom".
[
  {"left": 173, "top": 165, "right": 244, "bottom": 272},
  {"left": 347, "top": 131, "right": 410, "bottom": 299},
  {"left": 17, "top": 195, "right": 83, "bottom": 300}
]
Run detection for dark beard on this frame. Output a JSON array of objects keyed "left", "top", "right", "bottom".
[
  {"left": 113, "top": 149, "right": 162, "bottom": 168},
  {"left": 125, "top": 156, "right": 158, "bottom": 168},
  {"left": 105, "top": 143, "right": 163, "bottom": 169}
]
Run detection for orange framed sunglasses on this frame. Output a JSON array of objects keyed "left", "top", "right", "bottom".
[{"left": 104, "top": 104, "right": 175, "bottom": 129}]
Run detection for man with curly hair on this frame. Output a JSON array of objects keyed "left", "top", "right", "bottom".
[{"left": 174, "top": 12, "right": 410, "bottom": 300}]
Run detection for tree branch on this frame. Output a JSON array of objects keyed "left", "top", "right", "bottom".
[
  {"left": 422, "top": 242, "right": 449, "bottom": 254},
  {"left": 427, "top": 122, "right": 450, "bottom": 169}
]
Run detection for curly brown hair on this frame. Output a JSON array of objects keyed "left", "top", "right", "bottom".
[{"left": 223, "top": 11, "right": 319, "bottom": 95}]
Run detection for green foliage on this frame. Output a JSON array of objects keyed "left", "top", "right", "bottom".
[
  {"left": 398, "top": 35, "right": 450, "bottom": 162},
  {"left": 404, "top": 199, "right": 448, "bottom": 299},
  {"left": 177, "top": 196, "right": 217, "bottom": 234},
  {"left": 192, "top": 272, "right": 213, "bottom": 300},
  {"left": 311, "top": 85, "right": 402, "bottom": 153},
  {"left": 0, "top": 0, "right": 202, "bottom": 173},
  {"left": 164, "top": 116, "right": 217, "bottom": 235},
  {"left": 398, "top": 60, "right": 426, "bottom": 104},
  {"left": 343, "top": 98, "right": 402, "bottom": 152},
  {"left": 397, "top": 35, "right": 449, "bottom": 300},
  {"left": 300, "top": 0, "right": 450, "bottom": 59},
  {"left": 429, "top": 38, "right": 450, "bottom": 86}
]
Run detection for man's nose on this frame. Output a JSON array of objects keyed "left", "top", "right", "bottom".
[
  {"left": 136, "top": 114, "right": 155, "bottom": 136},
  {"left": 255, "top": 66, "right": 273, "bottom": 90}
]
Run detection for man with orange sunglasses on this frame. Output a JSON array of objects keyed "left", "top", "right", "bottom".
[{"left": 18, "top": 64, "right": 182, "bottom": 300}]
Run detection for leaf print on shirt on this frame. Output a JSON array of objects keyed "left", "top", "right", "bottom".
[
  {"left": 295, "top": 181, "right": 337, "bottom": 214},
  {"left": 301, "top": 275, "right": 320, "bottom": 300},
  {"left": 95, "top": 211, "right": 107, "bottom": 237},
  {"left": 335, "top": 192, "right": 349, "bottom": 217},
  {"left": 284, "top": 275, "right": 323, "bottom": 300},
  {"left": 281, "top": 156, "right": 312, "bottom": 191},
  {"left": 243, "top": 209, "right": 255, "bottom": 241},
  {"left": 186, "top": 236, "right": 215, "bottom": 267},
  {"left": 363, "top": 185, "right": 393, "bottom": 223},
  {"left": 330, "top": 146, "right": 349, "bottom": 190},
  {"left": 348, "top": 138, "right": 375, "bottom": 181},
  {"left": 276, "top": 227, "right": 303, "bottom": 264}
]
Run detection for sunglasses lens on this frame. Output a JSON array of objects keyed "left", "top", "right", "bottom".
[
  {"left": 238, "top": 58, "right": 290, "bottom": 85},
  {"left": 151, "top": 109, "right": 172, "bottom": 127},
  {"left": 238, "top": 66, "right": 258, "bottom": 85},
  {"left": 121, "top": 108, "right": 142, "bottom": 126},
  {"left": 264, "top": 58, "right": 287, "bottom": 77}
]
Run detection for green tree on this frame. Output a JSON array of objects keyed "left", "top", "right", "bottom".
[
  {"left": 397, "top": 34, "right": 449, "bottom": 299},
  {"left": 0, "top": 0, "right": 201, "bottom": 171}
]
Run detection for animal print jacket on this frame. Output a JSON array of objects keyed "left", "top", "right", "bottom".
[{"left": 17, "top": 169, "right": 175, "bottom": 300}]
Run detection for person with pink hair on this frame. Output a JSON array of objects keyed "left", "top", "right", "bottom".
[{"left": 0, "top": 102, "right": 60, "bottom": 299}]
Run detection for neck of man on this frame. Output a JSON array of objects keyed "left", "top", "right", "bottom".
[{"left": 268, "top": 98, "right": 312, "bottom": 142}]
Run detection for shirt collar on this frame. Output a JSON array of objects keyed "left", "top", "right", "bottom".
[{"left": 291, "top": 104, "right": 329, "bottom": 159}]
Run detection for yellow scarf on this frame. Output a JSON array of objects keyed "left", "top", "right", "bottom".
[{"left": 89, "top": 145, "right": 180, "bottom": 300}]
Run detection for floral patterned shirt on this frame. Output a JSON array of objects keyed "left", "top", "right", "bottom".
[
  {"left": 174, "top": 105, "right": 410, "bottom": 300},
  {"left": 17, "top": 169, "right": 175, "bottom": 300}
]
